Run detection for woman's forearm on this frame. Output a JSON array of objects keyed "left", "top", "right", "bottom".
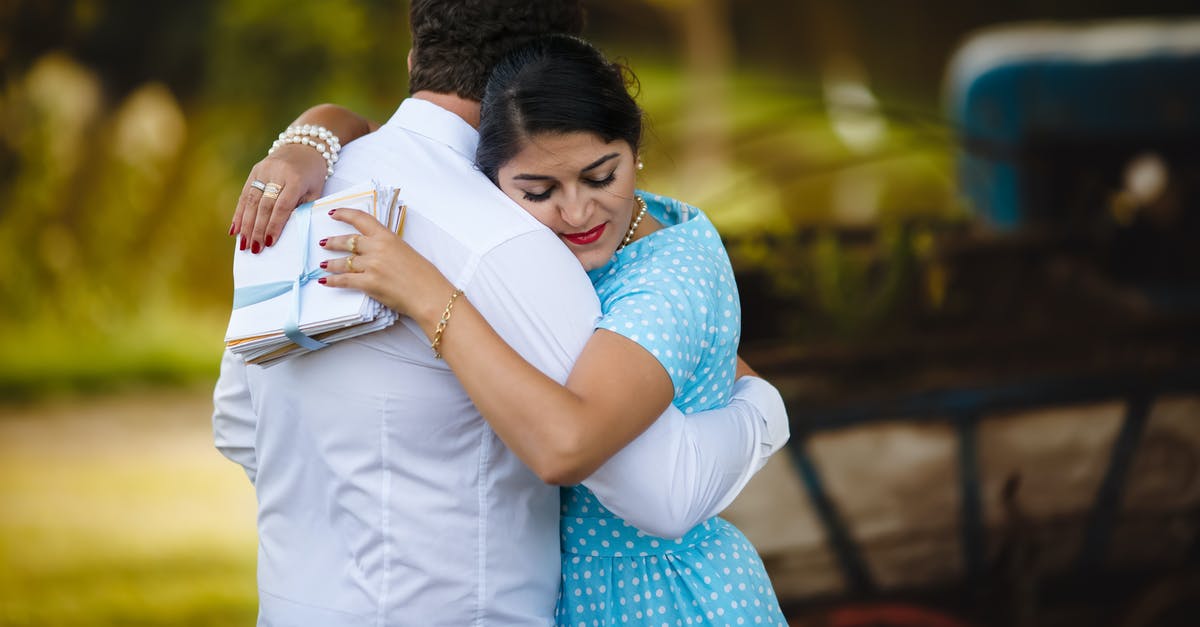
[
  {"left": 418, "top": 293, "right": 673, "bottom": 485},
  {"left": 321, "top": 210, "right": 674, "bottom": 486},
  {"left": 288, "top": 103, "right": 378, "bottom": 146}
]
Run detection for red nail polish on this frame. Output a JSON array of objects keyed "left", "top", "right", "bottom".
[
  {"left": 265, "top": 234, "right": 274, "bottom": 247},
  {"left": 251, "top": 241, "right": 261, "bottom": 254},
  {"left": 319, "top": 261, "right": 328, "bottom": 269},
  {"left": 318, "top": 277, "right": 327, "bottom": 285},
  {"left": 318, "top": 238, "right": 328, "bottom": 247},
  {"left": 229, "top": 223, "right": 236, "bottom": 236},
  {"left": 328, "top": 209, "right": 336, "bottom": 216},
  {"left": 239, "top": 237, "right": 247, "bottom": 251}
]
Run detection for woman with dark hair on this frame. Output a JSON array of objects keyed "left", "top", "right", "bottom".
[{"left": 236, "top": 35, "right": 787, "bottom": 625}]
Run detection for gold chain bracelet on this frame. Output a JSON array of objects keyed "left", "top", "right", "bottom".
[{"left": 431, "top": 288, "right": 462, "bottom": 359}]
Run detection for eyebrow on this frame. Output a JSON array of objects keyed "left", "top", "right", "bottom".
[
  {"left": 511, "top": 152, "right": 621, "bottom": 181},
  {"left": 582, "top": 153, "right": 620, "bottom": 172}
]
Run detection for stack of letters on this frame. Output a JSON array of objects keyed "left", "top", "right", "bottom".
[{"left": 224, "top": 182, "right": 406, "bottom": 366}]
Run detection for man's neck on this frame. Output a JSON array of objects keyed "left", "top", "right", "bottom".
[{"left": 411, "top": 91, "right": 481, "bottom": 129}]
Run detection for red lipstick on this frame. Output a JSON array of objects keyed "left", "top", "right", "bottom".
[{"left": 562, "top": 223, "right": 606, "bottom": 246}]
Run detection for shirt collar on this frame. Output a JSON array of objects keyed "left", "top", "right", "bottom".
[{"left": 383, "top": 98, "right": 480, "bottom": 162}]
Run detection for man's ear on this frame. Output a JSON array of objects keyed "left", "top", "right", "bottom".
[{"left": 407, "top": 49, "right": 414, "bottom": 73}]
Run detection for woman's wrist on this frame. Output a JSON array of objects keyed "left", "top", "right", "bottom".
[
  {"left": 268, "top": 124, "right": 341, "bottom": 179},
  {"left": 403, "top": 280, "right": 461, "bottom": 338},
  {"left": 429, "top": 288, "right": 463, "bottom": 359}
]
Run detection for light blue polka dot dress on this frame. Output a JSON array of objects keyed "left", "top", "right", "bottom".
[{"left": 556, "top": 191, "right": 785, "bottom": 626}]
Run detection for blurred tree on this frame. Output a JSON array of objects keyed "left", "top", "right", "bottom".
[
  {"left": 0, "top": 0, "right": 410, "bottom": 394},
  {"left": 0, "top": 0, "right": 213, "bottom": 102},
  {"left": 642, "top": 0, "right": 735, "bottom": 201},
  {"left": 2, "top": 0, "right": 1195, "bottom": 394}
]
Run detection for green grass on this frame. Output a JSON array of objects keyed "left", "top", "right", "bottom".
[
  {"left": 0, "top": 308, "right": 227, "bottom": 402},
  {"left": 0, "top": 392, "right": 259, "bottom": 625}
]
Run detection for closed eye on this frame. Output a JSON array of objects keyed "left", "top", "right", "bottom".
[
  {"left": 522, "top": 187, "right": 553, "bottom": 202},
  {"left": 584, "top": 171, "right": 616, "bottom": 188}
]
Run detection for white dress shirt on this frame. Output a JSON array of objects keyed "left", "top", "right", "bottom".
[{"left": 212, "top": 98, "right": 789, "bottom": 627}]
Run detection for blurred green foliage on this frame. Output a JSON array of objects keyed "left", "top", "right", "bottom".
[
  {"left": 0, "top": 1, "right": 970, "bottom": 399},
  {"left": 0, "top": 1, "right": 410, "bottom": 399}
]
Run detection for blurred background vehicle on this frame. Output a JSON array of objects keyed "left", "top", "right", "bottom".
[{"left": 727, "top": 14, "right": 1200, "bottom": 627}]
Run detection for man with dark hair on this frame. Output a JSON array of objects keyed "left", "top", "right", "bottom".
[
  {"left": 406, "top": 0, "right": 585, "bottom": 101},
  {"left": 214, "top": 1, "right": 788, "bottom": 624}
]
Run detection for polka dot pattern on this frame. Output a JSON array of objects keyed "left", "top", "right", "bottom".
[
  {"left": 560, "top": 192, "right": 785, "bottom": 626},
  {"left": 556, "top": 491, "right": 785, "bottom": 626},
  {"left": 587, "top": 192, "right": 741, "bottom": 416}
]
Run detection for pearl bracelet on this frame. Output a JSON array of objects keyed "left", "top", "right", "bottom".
[{"left": 268, "top": 124, "right": 342, "bottom": 179}]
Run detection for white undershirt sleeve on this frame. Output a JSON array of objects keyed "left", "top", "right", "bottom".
[{"left": 581, "top": 376, "right": 790, "bottom": 539}]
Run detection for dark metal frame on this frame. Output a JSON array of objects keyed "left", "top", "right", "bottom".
[{"left": 783, "top": 366, "right": 1200, "bottom": 595}]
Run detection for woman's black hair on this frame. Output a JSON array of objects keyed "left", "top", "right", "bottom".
[{"left": 475, "top": 35, "right": 643, "bottom": 183}]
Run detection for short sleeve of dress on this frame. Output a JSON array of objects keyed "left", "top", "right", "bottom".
[
  {"left": 590, "top": 203, "right": 741, "bottom": 412},
  {"left": 594, "top": 260, "right": 713, "bottom": 395}
]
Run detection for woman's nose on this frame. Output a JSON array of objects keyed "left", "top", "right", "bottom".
[{"left": 558, "top": 193, "right": 592, "bottom": 228}]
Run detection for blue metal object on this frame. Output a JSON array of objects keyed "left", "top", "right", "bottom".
[{"left": 944, "top": 20, "right": 1200, "bottom": 229}]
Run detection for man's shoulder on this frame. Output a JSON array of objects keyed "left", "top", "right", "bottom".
[
  {"left": 329, "top": 137, "right": 549, "bottom": 258},
  {"left": 402, "top": 179, "right": 560, "bottom": 262}
]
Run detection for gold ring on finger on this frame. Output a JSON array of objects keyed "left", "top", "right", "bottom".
[
  {"left": 263, "top": 182, "right": 283, "bottom": 200},
  {"left": 346, "top": 254, "right": 356, "bottom": 272},
  {"left": 348, "top": 235, "right": 358, "bottom": 255}
]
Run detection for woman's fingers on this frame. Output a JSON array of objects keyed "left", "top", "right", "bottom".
[
  {"left": 315, "top": 215, "right": 450, "bottom": 323},
  {"left": 237, "top": 159, "right": 287, "bottom": 245},
  {"left": 252, "top": 178, "right": 307, "bottom": 251},
  {"left": 236, "top": 145, "right": 331, "bottom": 253},
  {"left": 320, "top": 253, "right": 369, "bottom": 275},
  {"left": 319, "top": 255, "right": 380, "bottom": 298},
  {"left": 319, "top": 232, "right": 369, "bottom": 254},
  {"left": 244, "top": 182, "right": 282, "bottom": 254},
  {"left": 232, "top": 168, "right": 270, "bottom": 245},
  {"left": 328, "top": 207, "right": 392, "bottom": 237},
  {"left": 262, "top": 184, "right": 319, "bottom": 246},
  {"left": 318, "top": 268, "right": 368, "bottom": 290}
]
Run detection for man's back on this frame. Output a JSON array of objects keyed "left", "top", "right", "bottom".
[{"left": 230, "top": 99, "right": 600, "bottom": 626}]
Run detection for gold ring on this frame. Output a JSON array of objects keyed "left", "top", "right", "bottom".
[
  {"left": 346, "top": 254, "right": 356, "bottom": 272},
  {"left": 348, "top": 235, "right": 358, "bottom": 255},
  {"left": 263, "top": 182, "right": 283, "bottom": 200}
]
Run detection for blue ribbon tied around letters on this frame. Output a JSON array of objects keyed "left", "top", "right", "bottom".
[{"left": 232, "top": 201, "right": 330, "bottom": 352}]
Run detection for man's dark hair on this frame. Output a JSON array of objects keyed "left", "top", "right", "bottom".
[
  {"left": 409, "top": 0, "right": 585, "bottom": 101},
  {"left": 475, "top": 35, "right": 643, "bottom": 183}
]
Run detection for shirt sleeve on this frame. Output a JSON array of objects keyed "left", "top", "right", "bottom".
[
  {"left": 581, "top": 375, "right": 790, "bottom": 539},
  {"left": 212, "top": 348, "right": 259, "bottom": 484},
  {"left": 456, "top": 229, "right": 601, "bottom": 384}
]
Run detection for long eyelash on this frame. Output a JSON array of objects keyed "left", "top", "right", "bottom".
[
  {"left": 585, "top": 172, "right": 616, "bottom": 188},
  {"left": 523, "top": 189, "right": 552, "bottom": 202}
]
